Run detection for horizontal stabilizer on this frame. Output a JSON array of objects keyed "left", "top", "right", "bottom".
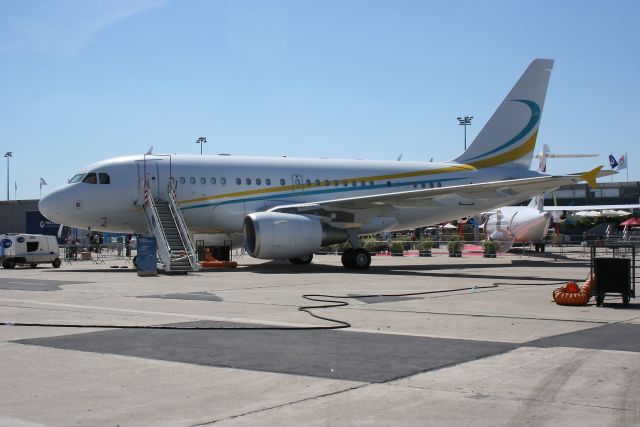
[{"left": 579, "top": 166, "right": 602, "bottom": 189}]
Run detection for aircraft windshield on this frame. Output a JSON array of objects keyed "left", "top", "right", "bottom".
[{"left": 68, "top": 174, "right": 85, "bottom": 183}]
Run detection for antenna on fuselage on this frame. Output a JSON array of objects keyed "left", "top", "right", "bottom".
[{"left": 145, "top": 146, "right": 154, "bottom": 155}]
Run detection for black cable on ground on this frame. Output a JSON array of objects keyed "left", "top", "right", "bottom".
[{"left": 2, "top": 284, "right": 498, "bottom": 331}]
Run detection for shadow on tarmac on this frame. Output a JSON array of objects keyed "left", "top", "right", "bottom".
[{"left": 240, "top": 259, "right": 583, "bottom": 283}]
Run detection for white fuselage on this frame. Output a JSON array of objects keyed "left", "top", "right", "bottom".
[{"left": 39, "top": 154, "right": 542, "bottom": 239}]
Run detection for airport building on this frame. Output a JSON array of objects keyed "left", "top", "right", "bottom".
[
  {"left": 542, "top": 181, "right": 640, "bottom": 207},
  {"left": 0, "top": 200, "right": 59, "bottom": 236}
]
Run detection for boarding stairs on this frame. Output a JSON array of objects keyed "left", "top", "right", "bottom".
[{"left": 141, "top": 179, "right": 198, "bottom": 272}]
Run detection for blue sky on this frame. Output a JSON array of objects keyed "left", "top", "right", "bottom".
[{"left": 1, "top": 0, "right": 638, "bottom": 199}]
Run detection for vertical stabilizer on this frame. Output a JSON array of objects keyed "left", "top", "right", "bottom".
[{"left": 454, "top": 59, "right": 554, "bottom": 169}]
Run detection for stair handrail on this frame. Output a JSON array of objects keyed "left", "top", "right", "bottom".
[
  {"left": 142, "top": 178, "right": 172, "bottom": 266},
  {"left": 167, "top": 179, "right": 198, "bottom": 268}
]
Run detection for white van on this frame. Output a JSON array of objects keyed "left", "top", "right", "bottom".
[{"left": 0, "top": 234, "right": 61, "bottom": 269}]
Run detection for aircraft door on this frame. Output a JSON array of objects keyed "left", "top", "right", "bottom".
[
  {"left": 137, "top": 160, "right": 162, "bottom": 200},
  {"left": 292, "top": 174, "right": 304, "bottom": 193}
]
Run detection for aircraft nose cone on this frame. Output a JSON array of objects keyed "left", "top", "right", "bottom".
[{"left": 39, "top": 190, "right": 65, "bottom": 224}]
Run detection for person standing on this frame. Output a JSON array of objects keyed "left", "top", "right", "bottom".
[
  {"left": 125, "top": 234, "right": 132, "bottom": 258},
  {"left": 116, "top": 235, "right": 123, "bottom": 257}
]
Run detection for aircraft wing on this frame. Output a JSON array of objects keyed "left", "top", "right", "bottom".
[{"left": 269, "top": 173, "right": 595, "bottom": 213}]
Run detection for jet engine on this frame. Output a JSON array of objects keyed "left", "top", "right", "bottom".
[
  {"left": 484, "top": 208, "right": 551, "bottom": 252},
  {"left": 243, "top": 212, "right": 348, "bottom": 259}
]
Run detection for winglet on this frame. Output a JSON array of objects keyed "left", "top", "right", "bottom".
[{"left": 580, "top": 166, "right": 602, "bottom": 189}]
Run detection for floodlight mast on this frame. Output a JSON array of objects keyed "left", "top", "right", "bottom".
[
  {"left": 457, "top": 116, "right": 473, "bottom": 150},
  {"left": 196, "top": 136, "right": 207, "bottom": 155}
]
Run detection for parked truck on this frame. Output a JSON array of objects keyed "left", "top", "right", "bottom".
[{"left": 0, "top": 234, "right": 61, "bottom": 269}]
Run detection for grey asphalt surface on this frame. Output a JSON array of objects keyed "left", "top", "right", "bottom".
[{"left": 1, "top": 248, "right": 639, "bottom": 426}]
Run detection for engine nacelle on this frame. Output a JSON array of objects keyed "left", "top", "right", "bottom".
[
  {"left": 243, "top": 212, "right": 348, "bottom": 259},
  {"left": 484, "top": 208, "right": 551, "bottom": 251}
]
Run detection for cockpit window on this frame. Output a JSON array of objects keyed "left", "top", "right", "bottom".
[
  {"left": 69, "top": 174, "right": 85, "bottom": 183},
  {"left": 98, "top": 173, "right": 110, "bottom": 184},
  {"left": 82, "top": 173, "right": 98, "bottom": 184}
]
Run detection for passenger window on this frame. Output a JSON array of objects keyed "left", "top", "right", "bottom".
[
  {"left": 236, "top": 178, "right": 241, "bottom": 185},
  {"left": 179, "top": 177, "right": 186, "bottom": 185},
  {"left": 246, "top": 178, "right": 251, "bottom": 185},
  {"left": 324, "top": 180, "right": 330, "bottom": 187},
  {"left": 315, "top": 179, "right": 321, "bottom": 186},
  {"left": 334, "top": 180, "right": 339, "bottom": 187},
  {"left": 256, "top": 178, "right": 261, "bottom": 185},
  {"left": 98, "top": 173, "right": 110, "bottom": 184},
  {"left": 27, "top": 242, "right": 39, "bottom": 252},
  {"left": 369, "top": 181, "right": 374, "bottom": 186},
  {"left": 343, "top": 180, "right": 348, "bottom": 187},
  {"left": 429, "top": 182, "right": 434, "bottom": 188},
  {"left": 190, "top": 177, "right": 196, "bottom": 184},
  {"left": 351, "top": 181, "right": 357, "bottom": 187},
  {"left": 200, "top": 177, "right": 206, "bottom": 185},
  {"left": 82, "top": 173, "right": 97, "bottom": 184},
  {"left": 210, "top": 177, "right": 216, "bottom": 185},
  {"left": 437, "top": 182, "right": 442, "bottom": 188},
  {"left": 221, "top": 178, "right": 227, "bottom": 185},
  {"left": 280, "top": 179, "right": 285, "bottom": 185},
  {"left": 421, "top": 182, "right": 426, "bottom": 188},
  {"left": 305, "top": 179, "right": 311, "bottom": 186},
  {"left": 265, "top": 178, "right": 271, "bottom": 186},
  {"left": 387, "top": 181, "right": 392, "bottom": 187}
]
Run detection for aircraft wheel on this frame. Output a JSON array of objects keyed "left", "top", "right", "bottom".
[
  {"left": 30, "top": 263, "right": 37, "bottom": 268},
  {"left": 132, "top": 255, "right": 137, "bottom": 268},
  {"left": 289, "top": 254, "right": 313, "bottom": 265},
  {"left": 596, "top": 295, "right": 604, "bottom": 307},
  {"left": 341, "top": 249, "right": 355, "bottom": 268},
  {"left": 351, "top": 248, "right": 371, "bottom": 270},
  {"left": 52, "top": 258, "right": 61, "bottom": 268},
  {"left": 3, "top": 259, "right": 15, "bottom": 269},
  {"left": 341, "top": 248, "right": 372, "bottom": 269},
  {"left": 623, "top": 295, "right": 630, "bottom": 306}
]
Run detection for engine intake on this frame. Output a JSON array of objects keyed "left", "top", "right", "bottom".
[{"left": 244, "top": 212, "right": 348, "bottom": 259}]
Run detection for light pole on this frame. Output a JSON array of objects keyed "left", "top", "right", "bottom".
[
  {"left": 4, "top": 152, "right": 12, "bottom": 201},
  {"left": 196, "top": 136, "right": 207, "bottom": 155},
  {"left": 457, "top": 116, "right": 473, "bottom": 150}
]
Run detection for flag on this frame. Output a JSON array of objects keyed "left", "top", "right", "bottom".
[
  {"left": 609, "top": 154, "right": 618, "bottom": 169},
  {"left": 40, "top": 177, "right": 47, "bottom": 186},
  {"left": 617, "top": 155, "right": 627, "bottom": 170}
]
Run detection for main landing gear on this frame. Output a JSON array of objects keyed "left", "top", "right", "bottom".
[{"left": 341, "top": 248, "right": 371, "bottom": 270}]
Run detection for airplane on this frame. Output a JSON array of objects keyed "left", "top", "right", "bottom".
[
  {"left": 39, "top": 58, "right": 606, "bottom": 270},
  {"left": 482, "top": 145, "right": 637, "bottom": 252}
]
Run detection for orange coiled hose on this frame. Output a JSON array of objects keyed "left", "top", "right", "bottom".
[{"left": 553, "top": 278, "right": 593, "bottom": 306}]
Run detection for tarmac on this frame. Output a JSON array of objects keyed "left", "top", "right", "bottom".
[{"left": 1, "top": 247, "right": 639, "bottom": 426}]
